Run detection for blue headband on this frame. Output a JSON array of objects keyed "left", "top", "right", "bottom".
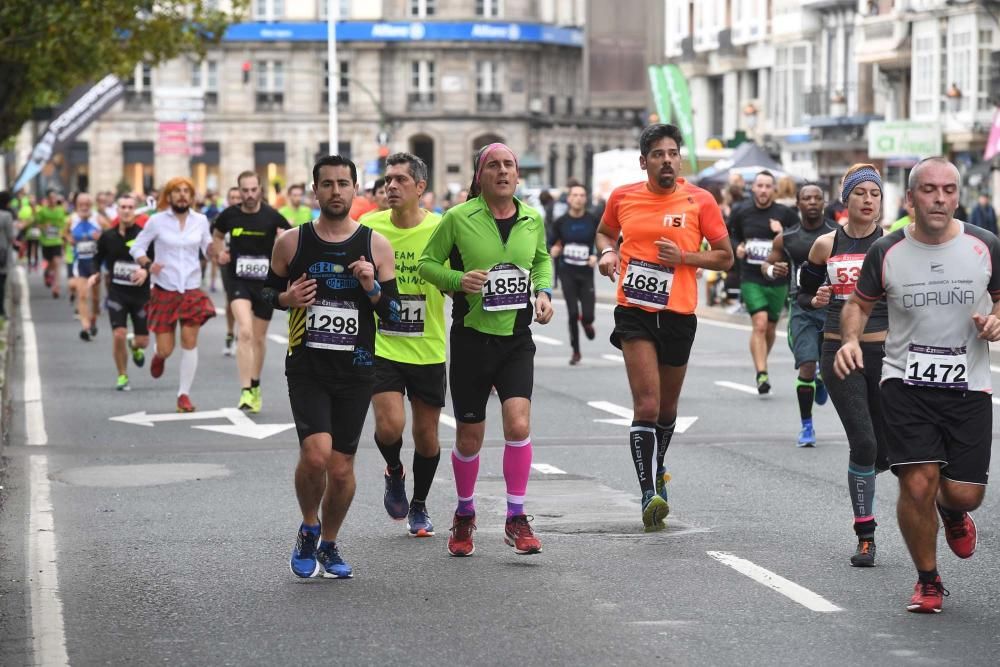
[{"left": 841, "top": 167, "right": 882, "bottom": 204}]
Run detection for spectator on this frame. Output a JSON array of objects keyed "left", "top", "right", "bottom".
[
  {"left": 970, "top": 193, "right": 997, "bottom": 235},
  {"left": 0, "top": 192, "right": 19, "bottom": 316},
  {"left": 955, "top": 200, "right": 969, "bottom": 222},
  {"left": 775, "top": 175, "right": 797, "bottom": 208}
]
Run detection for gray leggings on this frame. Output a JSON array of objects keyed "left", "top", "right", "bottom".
[{"left": 820, "top": 340, "right": 889, "bottom": 470}]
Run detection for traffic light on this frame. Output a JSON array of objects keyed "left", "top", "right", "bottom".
[{"left": 242, "top": 61, "right": 251, "bottom": 85}]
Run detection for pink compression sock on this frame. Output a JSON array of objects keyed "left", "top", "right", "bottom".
[
  {"left": 503, "top": 437, "right": 533, "bottom": 517},
  {"left": 451, "top": 449, "right": 480, "bottom": 516}
]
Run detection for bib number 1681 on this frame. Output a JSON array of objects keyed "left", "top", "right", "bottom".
[{"left": 622, "top": 272, "right": 668, "bottom": 294}]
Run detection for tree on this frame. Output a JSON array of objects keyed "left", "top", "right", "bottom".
[{"left": 0, "top": 1, "right": 248, "bottom": 145}]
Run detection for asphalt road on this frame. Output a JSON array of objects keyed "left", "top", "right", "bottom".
[{"left": 2, "top": 266, "right": 1000, "bottom": 666}]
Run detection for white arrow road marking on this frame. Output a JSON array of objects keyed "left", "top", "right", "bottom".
[
  {"left": 601, "top": 353, "right": 624, "bottom": 363},
  {"left": 531, "top": 463, "right": 566, "bottom": 475},
  {"left": 714, "top": 380, "right": 760, "bottom": 395},
  {"left": 587, "top": 401, "right": 697, "bottom": 432},
  {"left": 439, "top": 413, "right": 457, "bottom": 429},
  {"left": 110, "top": 409, "right": 235, "bottom": 427},
  {"left": 706, "top": 551, "right": 842, "bottom": 613},
  {"left": 192, "top": 408, "right": 296, "bottom": 440},
  {"left": 268, "top": 333, "right": 289, "bottom": 345},
  {"left": 531, "top": 334, "right": 563, "bottom": 346}
]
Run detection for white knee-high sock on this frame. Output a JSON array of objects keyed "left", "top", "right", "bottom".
[{"left": 178, "top": 347, "right": 198, "bottom": 396}]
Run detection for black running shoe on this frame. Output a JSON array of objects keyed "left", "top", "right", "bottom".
[
  {"left": 850, "top": 538, "right": 876, "bottom": 567},
  {"left": 756, "top": 372, "right": 771, "bottom": 395}
]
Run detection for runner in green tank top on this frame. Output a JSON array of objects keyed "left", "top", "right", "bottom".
[{"left": 360, "top": 153, "right": 446, "bottom": 537}]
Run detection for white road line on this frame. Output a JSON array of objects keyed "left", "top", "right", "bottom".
[
  {"left": 714, "top": 380, "right": 761, "bottom": 395},
  {"left": 706, "top": 551, "right": 842, "bottom": 613},
  {"left": 993, "top": 397, "right": 1000, "bottom": 407},
  {"left": 587, "top": 401, "right": 698, "bottom": 433},
  {"left": 601, "top": 353, "right": 625, "bottom": 363},
  {"left": 439, "top": 413, "right": 457, "bottom": 429},
  {"left": 992, "top": 365, "right": 1000, "bottom": 375},
  {"left": 531, "top": 463, "right": 567, "bottom": 475},
  {"left": 531, "top": 334, "right": 563, "bottom": 346},
  {"left": 215, "top": 307, "right": 226, "bottom": 316},
  {"left": 29, "top": 455, "right": 69, "bottom": 666},
  {"left": 700, "top": 317, "right": 787, "bottom": 337},
  {"left": 268, "top": 333, "right": 289, "bottom": 345},
  {"left": 19, "top": 267, "right": 47, "bottom": 446}
]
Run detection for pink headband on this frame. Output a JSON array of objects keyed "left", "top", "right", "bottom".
[{"left": 475, "top": 143, "right": 518, "bottom": 184}]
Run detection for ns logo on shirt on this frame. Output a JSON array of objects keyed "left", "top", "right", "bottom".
[{"left": 663, "top": 213, "right": 686, "bottom": 228}]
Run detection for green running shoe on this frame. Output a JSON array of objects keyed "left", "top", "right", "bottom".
[
  {"left": 641, "top": 491, "right": 668, "bottom": 533},
  {"left": 655, "top": 468, "right": 672, "bottom": 508},
  {"left": 249, "top": 385, "right": 262, "bottom": 413},
  {"left": 238, "top": 389, "right": 254, "bottom": 411},
  {"left": 116, "top": 374, "right": 130, "bottom": 392},
  {"left": 131, "top": 346, "right": 145, "bottom": 368}
]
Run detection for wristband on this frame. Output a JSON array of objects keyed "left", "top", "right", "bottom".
[
  {"left": 766, "top": 265, "right": 775, "bottom": 279},
  {"left": 600, "top": 247, "right": 617, "bottom": 257},
  {"left": 366, "top": 282, "right": 382, "bottom": 297},
  {"left": 535, "top": 288, "right": 552, "bottom": 298}
]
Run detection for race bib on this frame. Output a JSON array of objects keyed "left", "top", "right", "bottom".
[
  {"left": 482, "top": 263, "right": 530, "bottom": 311},
  {"left": 622, "top": 258, "right": 672, "bottom": 309},
  {"left": 305, "top": 300, "right": 359, "bottom": 351},
  {"left": 745, "top": 238, "right": 772, "bottom": 265},
  {"left": 27, "top": 227, "right": 41, "bottom": 240},
  {"left": 76, "top": 240, "right": 97, "bottom": 258},
  {"left": 905, "top": 344, "right": 968, "bottom": 390},
  {"left": 379, "top": 294, "right": 425, "bottom": 337},
  {"left": 827, "top": 253, "right": 865, "bottom": 300},
  {"left": 45, "top": 225, "right": 60, "bottom": 237},
  {"left": 235, "top": 255, "right": 269, "bottom": 280},
  {"left": 112, "top": 261, "right": 141, "bottom": 286},
  {"left": 562, "top": 243, "right": 591, "bottom": 267}
]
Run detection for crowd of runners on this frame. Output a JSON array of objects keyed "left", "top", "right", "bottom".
[{"left": 3, "top": 123, "right": 996, "bottom": 616}]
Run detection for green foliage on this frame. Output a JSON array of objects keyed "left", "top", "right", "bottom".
[{"left": 0, "top": 1, "right": 248, "bottom": 144}]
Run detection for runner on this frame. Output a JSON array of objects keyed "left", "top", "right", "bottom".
[
  {"left": 729, "top": 170, "right": 800, "bottom": 394},
  {"left": 836, "top": 156, "right": 1000, "bottom": 613},
  {"left": 65, "top": 193, "right": 103, "bottom": 341},
  {"left": 37, "top": 190, "right": 67, "bottom": 298},
  {"left": 130, "top": 177, "right": 216, "bottom": 413},
  {"left": 361, "top": 152, "right": 445, "bottom": 536},
  {"left": 798, "top": 163, "right": 889, "bottom": 567},
  {"left": 550, "top": 183, "right": 599, "bottom": 365},
  {"left": 595, "top": 123, "right": 733, "bottom": 531},
  {"left": 18, "top": 196, "right": 41, "bottom": 271},
  {"left": 279, "top": 183, "right": 314, "bottom": 227},
  {"left": 89, "top": 195, "right": 150, "bottom": 391},
  {"left": 762, "top": 184, "right": 836, "bottom": 446},
  {"left": 419, "top": 142, "right": 554, "bottom": 557},
  {"left": 218, "top": 186, "right": 242, "bottom": 357},
  {"left": 269, "top": 155, "right": 401, "bottom": 579},
  {"left": 213, "top": 171, "right": 291, "bottom": 412}
]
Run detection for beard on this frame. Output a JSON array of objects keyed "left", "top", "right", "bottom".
[
  {"left": 321, "top": 201, "right": 349, "bottom": 220},
  {"left": 657, "top": 171, "right": 676, "bottom": 189},
  {"left": 170, "top": 203, "right": 190, "bottom": 214}
]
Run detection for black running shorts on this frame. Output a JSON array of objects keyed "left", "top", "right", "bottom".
[
  {"left": 881, "top": 378, "right": 992, "bottom": 485},
  {"left": 227, "top": 279, "right": 274, "bottom": 321},
  {"left": 41, "top": 245, "right": 62, "bottom": 262},
  {"left": 373, "top": 357, "right": 447, "bottom": 407},
  {"left": 286, "top": 374, "right": 374, "bottom": 455},
  {"left": 449, "top": 329, "right": 535, "bottom": 423},
  {"left": 610, "top": 306, "right": 697, "bottom": 367},
  {"left": 106, "top": 289, "right": 149, "bottom": 336}
]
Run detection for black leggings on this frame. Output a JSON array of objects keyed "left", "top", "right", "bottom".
[
  {"left": 559, "top": 266, "right": 595, "bottom": 352},
  {"left": 820, "top": 339, "right": 889, "bottom": 470}
]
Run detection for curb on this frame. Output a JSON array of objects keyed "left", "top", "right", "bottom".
[{"left": 0, "top": 267, "right": 14, "bottom": 464}]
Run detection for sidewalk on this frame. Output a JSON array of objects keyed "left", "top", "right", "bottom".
[{"left": 0, "top": 267, "right": 16, "bottom": 460}]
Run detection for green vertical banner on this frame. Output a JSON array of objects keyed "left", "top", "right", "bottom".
[
  {"left": 647, "top": 65, "right": 671, "bottom": 124},
  {"left": 662, "top": 64, "right": 698, "bottom": 172}
]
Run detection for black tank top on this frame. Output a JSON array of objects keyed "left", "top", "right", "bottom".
[
  {"left": 782, "top": 219, "right": 837, "bottom": 297},
  {"left": 285, "top": 223, "right": 377, "bottom": 380},
  {"left": 824, "top": 225, "right": 889, "bottom": 335}
]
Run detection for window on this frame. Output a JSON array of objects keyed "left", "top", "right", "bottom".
[
  {"left": 731, "top": 0, "right": 766, "bottom": 44},
  {"left": 947, "top": 17, "right": 974, "bottom": 113},
  {"left": 409, "top": 0, "right": 435, "bottom": 17},
  {"left": 476, "top": 0, "right": 501, "bottom": 17},
  {"left": 664, "top": 0, "right": 690, "bottom": 58},
  {"left": 911, "top": 21, "right": 938, "bottom": 117},
  {"left": 256, "top": 60, "right": 284, "bottom": 111},
  {"left": 123, "top": 141, "right": 155, "bottom": 194},
  {"left": 124, "top": 63, "right": 152, "bottom": 110},
  {"left": 322, "top": 60, "right": 350, "bottom": 110},
  {"left": 693, "top": 0, "right": 724, "bottom": 51},
  {"left": 408, "top": 60, "right": 435, "bottom": 110},
  {"left": 772, "top": 43, "right": 811, "bottom": 128},
  {"left": 191, "top": 60, "right": 219, "bottom": 110},
  {"left": 254, "top": 0, "right": 284, "bottom": 20},
  {"left": 476, "top": 61, "right": 502, "bottom": 111},
  {"left": 319, "top": 0, "right": 351, "bottom": 19},
  {"left": 977, "top": 27, "right": 995, "bottom": 111}
]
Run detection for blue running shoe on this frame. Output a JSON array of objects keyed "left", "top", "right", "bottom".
[
  {"left": 383, "top": 467, "right": 409, "bottom": 520},
  {"left": 797, "top": 421, "right": 816, "bottom": 448},
  {"left": 289, "top": 524, "right": 321, "bottom": 578},
  {"left": 815, "top": 374, "right": 828, "bottom": 406},
  {"left": 407, "top": 503, "right": 435, "bottom": 537},
  {"left": 316, "top": 541, "right": 353, "bottom": 579}
]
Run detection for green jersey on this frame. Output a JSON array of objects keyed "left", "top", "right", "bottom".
[
  {"left": 36, "top": 206, "right": 67, "bottom": 247},
  {"left": 419, "top": 195, "right": 552, "bottom": 337},
  {"left": 362, "top": 209, "right": 446, "bottom": 364},
  {"left": 279, "top": 204, "right": 313, "bottom": 227}
]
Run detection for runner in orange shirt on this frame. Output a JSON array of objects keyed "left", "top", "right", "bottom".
[{"left": 595, "top": 123, "right": 733, "bottom": 531}]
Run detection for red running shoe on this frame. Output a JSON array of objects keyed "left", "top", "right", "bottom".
[
  {"left": 504, "top": 514, "right": 542, "bottom": 555},
  {"left": 447, "top": 513, "right": 476, "bottom": 557},
  {"left": 907, "top": 576, "right": 948, "bottom": 614},
  {"left": 176, "top": 394, "right": 195, "bottom": 413},
  {"left": 151, "top": 354, "right": 165, "bottom": 379},
  {"left": 938, "top": 506, "right": 977, "bottom": 559}
]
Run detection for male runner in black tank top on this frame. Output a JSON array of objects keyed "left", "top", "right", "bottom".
[{"left": 262, "top": 155, "right": 401, "bottom": 580}]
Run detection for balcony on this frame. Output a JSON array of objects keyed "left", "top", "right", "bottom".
[
  {"left": 855, "top": 13, "right": 911, "bottom": 68},
  {"left": 123, "top": 91, "right": 152, "bottom": 111},
  {"left": 407, "top": 92, "right": 436, "bottom": 111},
  {"left": 476, "top": 92, "right": 503, "bottom": 112},
  {"left": 203, "top": 91, "right": 218, "bottom": 112},
  {"left": 255, "top": 92, "right": 284, "bottom": 112}
]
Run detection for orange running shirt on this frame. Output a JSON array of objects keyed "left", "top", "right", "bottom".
[{"left": 601, "top": 178, "right": 728, "bottom": 314}]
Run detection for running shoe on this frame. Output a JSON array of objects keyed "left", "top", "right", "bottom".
[
  {"left": 448, "top": 513, "right": 476, "bottom": 556},
  {"left": 797, "top": 422, "right": 816, "bottom": 448},
  {"left": 116, "top": 374, "right": 130, "bottom": 392},
  {"left": 383, "top": 467, "right": 409, "bottom": 520},
  {"left": 223, "top": 334, "right": 235, "bottom": 357},
  {"left": 151, "top": 354, "right": 165, "bottom": 379},
  {"left": 655, "top": 468, "right": 672, "bottom": 507},
  {"left": 407, "top": 503, "right": 435, "bottom": 537},
  {"left": 176, "top": 394, "right": 195, "bottom": 413},
  {"left": 131, "top": 346, "right": 145, "bottom": 368},
  {"left": 938, "top": 506, "right": 977, "bottom": 559},
  {"left": 316, "top": 541, "right": 353, "bottom": 579},
  {"left": 289, "top": 524, "right": 321, "bottom": 578},
  {"left": 641, "top": 490, "right": 668, "bottom": 532},
  {"left": 79, "top": 330, "right": 91, "bottom": 342},
  {"left": 249, "top": 385, "right": 262, "bottom": 414},
  {"left": 850, "top": 537, "right": 876, "bottom": 567},
  {"left": 238, "top": 389, "right": 254, "bottom": 411},
  {"left": 582, "top": 321, "right": 596, "bottom": 340},
  {"left": 756, "top": 372, "right": 771, "bottom": 396},
  {"left": 504, "top": 514, "right": 542, "bottom": 554},
  {"left": 569, "top": 350, "right": 581, "bottom": 365},
  {"left": 907, "top": 576, "right": 948, "bottom": 614},
  {"left": 89, "top": 322, "right": 98, "bottom": 337},
  {"left": 814, "top": 374, "right": 829, "bottom": 406}
]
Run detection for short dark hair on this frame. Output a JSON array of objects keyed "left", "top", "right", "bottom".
[
  {"left": 385, "top": 152, "right": 429, "bottom": 184},
  {"left": 371, "top": 178, "right": 385, "bottom": 194},
  {"left": 237, "top": 170, "right": 259, "bottom": 187},
  {"left": 568, "top": 183, "right": 589, "bottom": 197},
  {"left": 796, "top": 182, "right": 824, "bottom": 202},
  {"left": 313, "top": 155, "right": 358, "bottom": 186},
  {"left": 754, "top": 170, "right": 776, "bottom": 185},
  {"left": 227, "top": 186, "right": 240, "bottom": 195},
  {"left": 639, "top": 124, "right": 684, "bottom": 156},
  {"left": 287, "top": 183, "right": 305, "bottom": 195}
]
